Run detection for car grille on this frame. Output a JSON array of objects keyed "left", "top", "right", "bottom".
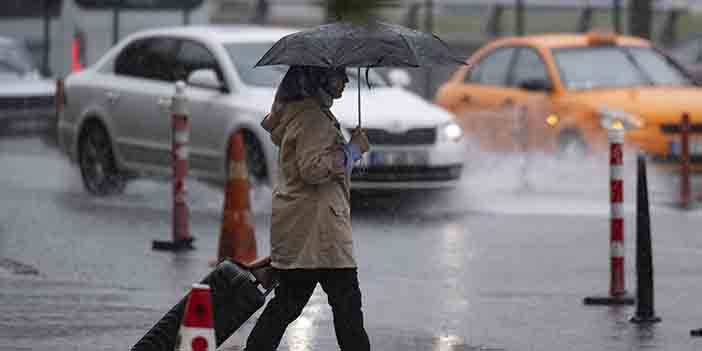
[
  {"left": 0, "top": 95, "right": 55, "bottom": 110},
  {"left": 351, "top": 165, "right": 463, "bottom": 182},
  {"left": 350, "top": 128, "right": 437, "bottom": 145}
]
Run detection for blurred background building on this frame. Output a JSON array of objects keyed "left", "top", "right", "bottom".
[
  {"left": 4, "top": 0, "right": 702, "bottom": 98},
  {"left": 207, "top": 0, "right": 702, "bottom": 98}
]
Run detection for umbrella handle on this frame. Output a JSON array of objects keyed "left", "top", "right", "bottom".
[{"left": 357, "top": 66, "right": 361, "bottom": 128}]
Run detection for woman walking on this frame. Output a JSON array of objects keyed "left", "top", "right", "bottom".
[{"left": 245, "top": 65, "right": 371, "bottom": 351}]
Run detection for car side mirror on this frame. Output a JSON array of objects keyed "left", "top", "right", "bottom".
[
  {"left": 519, "top": 78, "right": 552, "bottom": 93},
  {"left": 387, "top": 68, "right": 412, "bottom": 88},
  {"left": 187, "top": 69, "right": 226, "bottom": 92}
]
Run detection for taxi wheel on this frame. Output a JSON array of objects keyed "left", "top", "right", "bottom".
[
  {"left": 78, "top": 123, "right": 126, "bottom": 196},
  {"left": 241, "top": 131, "right": 269, "bottom": 186},
  {"left": 558, "top": 130, "right": 587, "bottom": 159}
]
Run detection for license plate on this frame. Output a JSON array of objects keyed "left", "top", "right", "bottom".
[
  {"left": 670, "top": 138, "right": 702, "bottom": 155},
  {"left": 360, "top": 150, "right": 428, "bottom": 166}
]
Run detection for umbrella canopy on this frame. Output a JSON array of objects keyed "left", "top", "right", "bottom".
[
  {"left": 255, "top": 21, "right": 464, "bottom": 68},
  {"left": 255, "top": 21, "right": 465, "bottom": 127}
]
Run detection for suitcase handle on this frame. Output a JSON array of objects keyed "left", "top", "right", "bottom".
[{"left": 233, "top": 256, "right": 278, "bottom": 296}]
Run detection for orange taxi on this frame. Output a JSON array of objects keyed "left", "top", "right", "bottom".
[{"left": 435, "top": 31, "right": 702, "bottom": 166}]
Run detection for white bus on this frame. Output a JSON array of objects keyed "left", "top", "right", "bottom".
[{"left": 0, "top": 0, "right": 210, "bottom": 78}]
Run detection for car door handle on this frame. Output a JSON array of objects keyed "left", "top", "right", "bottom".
[
  {"left": 105, "top": 91, "right": 120, "bottom": 104},
  {"left": 157, "top": 97, "right": 172, "bottom": 109},
  {"left": 502, "top": 98, "right": 514, "bottom": 106},
  {"left": 461, "top": 94, "right": 472, "bottom": 104}
]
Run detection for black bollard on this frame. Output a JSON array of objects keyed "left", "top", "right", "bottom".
[
  {"left": 131, "top": 260, "right": 268, "bottom": 351},
  {"left": 630, "top": 154, "right": 661, "bottom": 324}
]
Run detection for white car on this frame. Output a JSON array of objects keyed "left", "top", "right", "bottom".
[
  {"left": 0, "top": 37, "right": 56, "bottom": 138},
  {"left": 57, "top": 25, "right": 466, "bottom": 195}
]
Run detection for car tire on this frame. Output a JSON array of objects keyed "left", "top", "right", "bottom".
[
  {"left": 78, "top": 122, "right": 126, "bottom": 196},
  {"left": 558, "top": 129, "right": 587, "bottom": 159},
  {"left": 240, "top": 130, "right": 269, "bottom": 186}
]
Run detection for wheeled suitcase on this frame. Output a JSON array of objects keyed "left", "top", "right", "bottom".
[{"left": 131, "top": 258, "right": 274, "bottom": 351}]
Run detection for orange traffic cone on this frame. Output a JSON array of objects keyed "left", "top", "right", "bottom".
[
  {"left": 216, "top": 131, "right": 257, "bottom": 265},
  {"left": 176, "top": 284, "right": 215, "bottom": 351}
]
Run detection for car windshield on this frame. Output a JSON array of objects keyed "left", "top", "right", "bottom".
[
  {"left": 0, "top": 42, "right": 36, "bottom": 80},
  {"left": 553, "top": 46, "right": 691, "bottom": 90},
  {"left": 224, "top": 42, "right": 387, "bottom": 88}
]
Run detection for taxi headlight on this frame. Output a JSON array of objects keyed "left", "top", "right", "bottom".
[
  {"left": 599, "top": 106, "right": 644, "bottom": 130},
  {"left": 440, "top": 122, "right": 463, "bottom": 142}
]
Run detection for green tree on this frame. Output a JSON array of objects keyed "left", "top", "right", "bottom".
[{"left": 322, "top": 0, "right": 399, "bottom": 23}]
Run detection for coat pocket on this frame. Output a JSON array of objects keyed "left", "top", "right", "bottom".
[{"left": 327, "top": 202, "right": 352, "bottom": 243}]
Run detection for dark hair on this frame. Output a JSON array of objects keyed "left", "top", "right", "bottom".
[{"left": 273, "top": 66, "right": 347, "bottom": 104}]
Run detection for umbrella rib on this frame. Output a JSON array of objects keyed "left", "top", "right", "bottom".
[{"left": 395, "top": 33, "right": 419, "bottom": 67}]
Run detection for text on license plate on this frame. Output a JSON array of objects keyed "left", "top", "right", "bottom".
[{"left": 359, "top": 150, "right": 428, "bottom": 166}]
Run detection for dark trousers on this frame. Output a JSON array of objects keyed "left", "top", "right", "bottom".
[{"left": 245, "top": 268, "right": 370, "bottom": 351}]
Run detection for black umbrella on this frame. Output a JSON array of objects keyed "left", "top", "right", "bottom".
[{"left": 255, "top": 21, "right": 465, "bottom": 126}]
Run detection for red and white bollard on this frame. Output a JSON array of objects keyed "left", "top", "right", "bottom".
[
  {"left": 153, "top": 81, "right": 195, "bottom": 251},
  {"left": 609, "top": 128, "right": 626, "bottom": 297},
  {"left": 584, "top": 127, "right": 634, "bottom": 305}
]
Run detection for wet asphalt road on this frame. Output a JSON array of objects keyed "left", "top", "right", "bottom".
[{"left": 2, "top": 136, "right": 702, "bottom": 351}]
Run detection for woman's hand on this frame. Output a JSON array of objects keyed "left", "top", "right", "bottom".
[{"left": 350, "top": 128, "right": 370, "bottom": 154}]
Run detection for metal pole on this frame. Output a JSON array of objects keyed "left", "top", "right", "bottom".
[
  {"left": 629, "top": 0, "right": 652, "bottom": 39},
  {"left": 112, "top": 0, "right": 124, "bottom": 45},
  {"left": 357, "top": 66, "right": 361, "bottom": 127},
  {"left": 42, "top": 0, "right": 51, "bottom": 76},
  {"left": 424, "top": 0, "right": 434, "bottom": 100},
  {"left": 112, "top": 2, "right": 121, "bottom": 45},
  {"left": 183, "top": 5, "right": 191, "bottom": 26},
  {"left": 253, "top": 0, "right": 269, "bottom": 25},
  {"left": 613, "top": 0, "right": 622, "bottom": 34},
  {"left": 681, "top": 113, "right": 691, "bottom": 209},
  {"left": 518, "top": 105, "right": 530, "bottom": 191},
  {"left": 515, "top": 0, "right": 525, "bottom": 36}
]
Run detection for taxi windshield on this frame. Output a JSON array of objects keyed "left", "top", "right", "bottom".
[
  {"left": 224, "top": 42, "right": 387, "bottom": 88},
  {"left": 553, "top": 46, "right": 691, "bottom": 90}
]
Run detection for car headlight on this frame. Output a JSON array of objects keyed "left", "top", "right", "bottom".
[
  {"left": 599, "top": 106, "right": 644, "bottom": 130},
  {"left": 439, "top": 121, "right": 463, "bottom": 142}
]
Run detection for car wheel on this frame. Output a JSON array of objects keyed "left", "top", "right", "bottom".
[
  {"left": 78, "top": 122, "right": 126, "bottom": 196},
  {"left": 241, "top": 131, "right": 269, "bottom": 185},
  {"left": 558, "top": 129, "right": 587, "bottom": 159}
]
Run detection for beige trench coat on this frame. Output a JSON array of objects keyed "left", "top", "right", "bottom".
[{"left": 261, "top": 98, "right": 356, "bottom": 269}]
